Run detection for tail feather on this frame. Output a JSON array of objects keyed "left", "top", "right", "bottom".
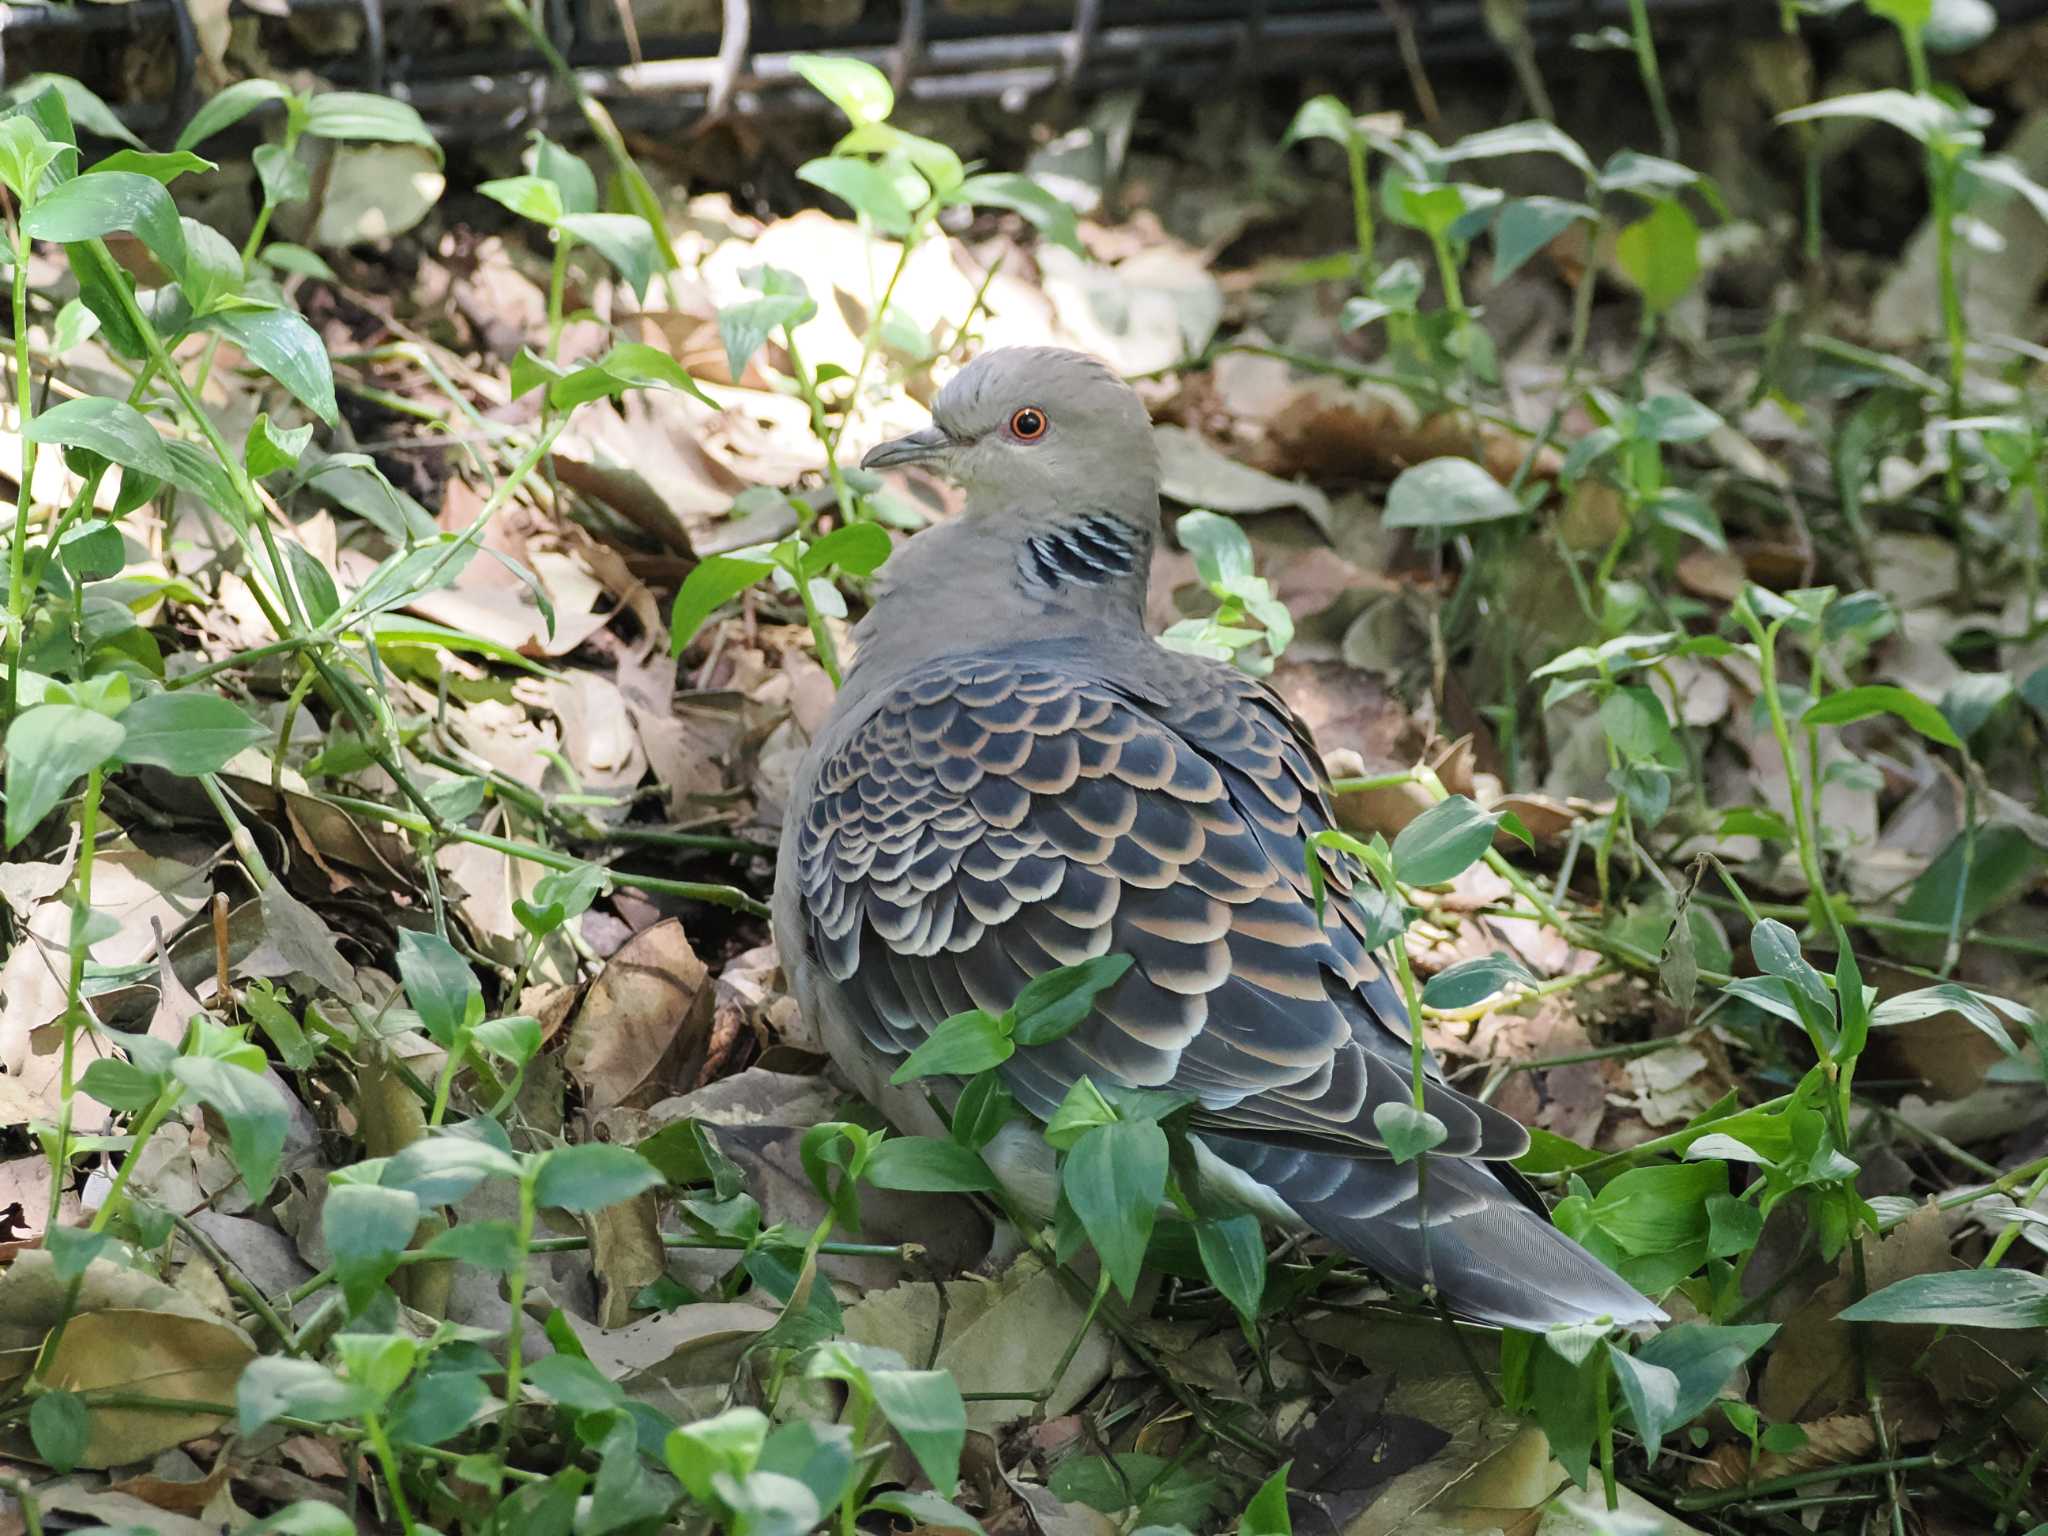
[{"left": 1200, "top": 1134, "right": 1664, "bottom": 1331}]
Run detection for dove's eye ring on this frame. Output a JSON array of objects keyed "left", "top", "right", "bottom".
[{"left": 1008, "top": 407, "right": 1048, "bottom": 441}]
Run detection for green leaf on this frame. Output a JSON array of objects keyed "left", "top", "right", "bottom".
[
  {"left": 304, "top": 92, "right": 441, "bottom": 157},
  {"left": 89, "top": 149, "right": 214, "bottom": 187},
  {"left": 671, "top": 555, "right": 776, "bottom": 654},
  {"left": 790, "top": 54, "right": 894, "bottom": 127},
  {"left": 1238, "top": 1462, "right": 1292, "bottom": 1536},
  {"left": 1195, "top": 1213, "right": 1266, "bottom": 1325},
  {"left": 385, "top": 1134, "right": 522, "bottom": 1205},
  {"left": 244, "top": 1502, "right": 358, "bottom": 1536},
  {"left": 81, "top": 1055, "right": 169, "bottom": 1113},
  {"left": 868, "top": 1491, "right": 985, "bottom": 1536},
  {"left": 0, "top": 116, "right": 64, "bottom": 206},
  {"left": 238, "top": 1356, "right": 374, "bottom": 1434},
  {"left": 1614, "top": 197, "right": 1700, "bottom": 315},
  {"left": 10, "top": 75, "right": 127, "bottom": 152},
  {"left": 949, "top": 1074, "right": 1021, "bottom": 1152},
  {"left": 1706, "top": 1192, "right": 1763, "bottom": 1259},
  {"left": 1383, "top": 457, "right": 1524, "bottom": 530},
  {"left": 209, "top": 306, "right": 339, "bottom": 426},
  {"left": 246, "top": 413, "right": 315, "bottom": 478},
  {"left": 471, "top": 1014, "right": 542, "bottom": 1069},
  {"left": 514, "top": 861, "right": 609, "bottom": 938},
  {"left": 1940, "top": 671, "right": 2015, "bottom": 743},
  {"left": 1372, "top": 1101, "right": 1447, "bottom": 1163},
  {"left": 1012, "top": 954, "right": 1134, "bottom": 1047},
  {"left": 114, "top": 690, "right": 268, "bottom": 774},
  {"left": 866, "top": 1367, "right": 966, "bottom": 1492},
  {"left": 1606, "top": 1346, "right": 1680, "bottom": 1460},
  {"left": 172, "top": 1056, "right": 288, "bottom": 1202},
  {"left": 317, "top": 1187, "right": 417, "bottom": 1318},
  {"left": 533, "top": 1353, "right": 630, "bottom": 1416},
  {"left": 1636, "top": 391, "right": 1723, "bottom": 444},
  {"left": 387, "top": 1368, "right": 490, "bottom": 1447},
  {"left": 547, "top": 340, "right": 717, "bottom": 411},
  {"left": 261, "top": 242, "right": 339, "bottom": 282},
  {"left": 333, "top": 1331, "right": 418, "bottom": 1405},
  {"left": 838, "top": 122, "right": 964, "bottom": 199},
  {"left": 1634, "top": 1322, "right": 1777, "bottom": 1426},
  {"left": 863, "top": 1136, "right": 998, "bottom": 1193},
  {"left": 533, "top": 134, "right": 598, "bottom": 215},
  {"left": 284, "top": 542, "right": 340, "bottom": 627},
  {"left": 481, "top": 174, "right": 565, "bottom": 228},
  {"left": 952, "top": 172, "right": 1085, "bottom": 256},
  {"left": 23, "top": 396, "right": 180, "bottom": 483},
  {"left": 24, "top": 170, "right": 188, "bottom": 277},
  {"left": 1176, "top": 509, "right": 1254, "bottom": 587},
  {"left": 1803, "top": 684, "right": 1962, "bottom": 746},
  {"left": 1600, "top": 684, "right": 1682, "bottom": 769},
  {"left": 396, "top": 929, "right": 481, "bottom": 1046},
  {"left": 1838, "top": 1268, "right": 2048, "bottom": 1327},
  {"left": 1870, "top": 982, "right": 2024, "bottom": 1055},
  {"left": 1281, "top": 95, "right": 1360, "bottom": 149},
  {"left": 254, "top": 141, "right": 310, "bottom": 207},
  {"left": 1445, "top": 118, "right": 1596, "bottom": 179},
  {"left": 717, "top": 291, "right": 816, "bottom": 385},
  {"left": 1390, "top": 794, "right": 1501, "bottom": 885},
  {"left": 1064, "top": 1119, "right": 1168, "bottom": 1300},
  {"left": 1778, "top": 88, "right": 1968, "bottom": 147},
  {"left": 890, "top": 1010, "right": 1015, "bottom": 1084},
  {"left": 55, "top": 523, "right": 124, "bottom": 583},
  {"left": 1597, "top": 149, "right": 1707, "bottom": 196},
  {"left": 559, "top": 212, "right": 659, "bottom": 300},
  {"left": 798, "top": 157, "right": 915, "bottom": 237},
  {"left": 176, "top": 216, "right": 246, "bottom": 315},
  {"left": 177, "top": 79, "right": 290, "bottom": 151},
  {"left": 801, "top": 521, "right": 893, "bottom": 580},
  {"left": 1491, "top": 196, "right": 1594, "bottom": 285},
  {"left": 1420, "top": 952, "right": 1535, "bottom": 1010},
  {"left": 29, "top": 1389, "right": 88, "bottom": 1473},
  {"left": 253, "top": 143, "right": 309, "bottom": 207},
  {"left": 4, "top": 704, "right": 124, "bottom": 848},
  {"left": 533, "top": 1144, "right": 666, "bottom": 1213}
]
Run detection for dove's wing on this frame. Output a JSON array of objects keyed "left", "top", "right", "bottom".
[{"left": 791, "top": 644, "right": 1524, "bottom": 1160}]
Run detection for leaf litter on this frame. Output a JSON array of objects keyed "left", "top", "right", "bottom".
[{"left": 3, "top": 17, "right": 2048, "bottom": 1536}]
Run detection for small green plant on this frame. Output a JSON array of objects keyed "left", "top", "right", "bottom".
[{"left": 1161, "top": 511, "right": 1295, "bottom": 674}]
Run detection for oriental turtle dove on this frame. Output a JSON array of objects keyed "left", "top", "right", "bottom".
[{"left": 771, "top": 346, "right": 1661, "bottom": 1331}]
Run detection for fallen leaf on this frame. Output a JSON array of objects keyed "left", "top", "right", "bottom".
[{"left": 564, "top": 918, "right": 715, "bottom": 1112}]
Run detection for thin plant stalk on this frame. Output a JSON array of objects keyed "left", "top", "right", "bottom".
[
  {"left": 1624, "top": 0, "right": 1679, "bottom": 159},
  {"left": 45, "top": 765, "right": 105, "bottom": 1226},
  {"left": 5, "top": 214, "right": 38, "bottom": 710}
]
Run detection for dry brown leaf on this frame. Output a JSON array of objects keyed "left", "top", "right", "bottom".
[
  {"left": 564, "top": 918, "right": 715, "bottom": 1112},
  {"left": 841, "top": 1255, "right": 1114, "bottom": 1435},
  {"left": 1258, "top": 377, "right": 1558, "bottom": 489},
  {"left": 38, "top": 1305, "right": 254, "bottom": 1468},
  {"left": 585, "top": 1190, "right": 667, "bottom": 1329},
  {"left": 1759, "top": 1201, "right": 1955, "bottom": 1422},
  {"left": 24, "top": 1484, "right": 218, "bottom": 1536},
  {"left": 242, "top": 878, "right": 362, "bottom": 1004},
  {"left": 110, "top": 1452, "right": 233, "bottom": 1514}
]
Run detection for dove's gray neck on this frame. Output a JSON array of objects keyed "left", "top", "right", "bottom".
[{"left": 843, "top": 494, "right": 1155, "bottom": 703}]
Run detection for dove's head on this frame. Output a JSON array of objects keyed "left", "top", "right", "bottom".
[
  {"left": 863, "top": 347, "right": 1160, "bottom": 536},
  {"left": 846, "top": 347, "right": 1161, "bottom": 691}
]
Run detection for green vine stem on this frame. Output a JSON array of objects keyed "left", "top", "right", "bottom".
[{"left": 46, "top": 765, "right": 105, "bottom": 1226}]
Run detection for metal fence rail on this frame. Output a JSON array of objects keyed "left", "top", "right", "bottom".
[{"left": 4, "top": 0, "right": 2046, "bottom": 144}]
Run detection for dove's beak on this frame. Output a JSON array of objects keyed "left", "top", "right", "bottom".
[{"left": 862, "top": 424, "right": 954, "bottom": 471}]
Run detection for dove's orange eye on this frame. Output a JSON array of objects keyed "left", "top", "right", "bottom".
[{"left": 1009, "top": 407, "right": 1048, "bottom": 441}]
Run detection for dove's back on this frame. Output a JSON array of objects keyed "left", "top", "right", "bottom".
[{"left": 774, "top": 635, "right": 1662, "bottom": 1331}]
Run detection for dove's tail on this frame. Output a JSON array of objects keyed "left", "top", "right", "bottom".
[{"left": 1198, "top": 1134, "right": 1665, "bottom": 1332}]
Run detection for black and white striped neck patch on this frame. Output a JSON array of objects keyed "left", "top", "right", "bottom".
[{"left": 1022, "top": 514, "right": 1140, "bottom": 589}]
